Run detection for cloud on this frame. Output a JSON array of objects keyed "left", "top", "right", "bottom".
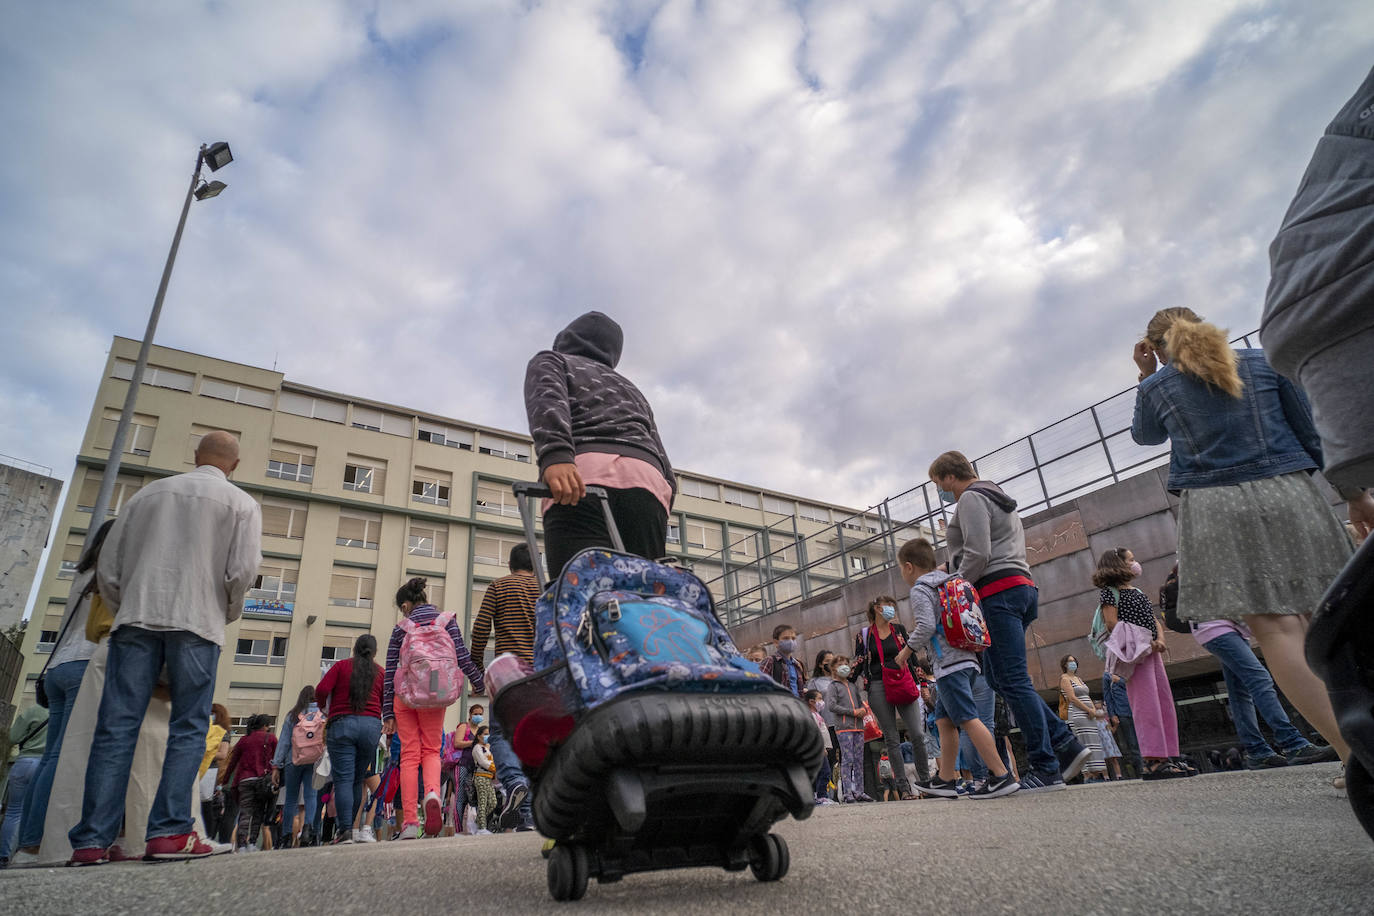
[{"left": 2, "top": 0, "right": 1372, "bottom": 515}]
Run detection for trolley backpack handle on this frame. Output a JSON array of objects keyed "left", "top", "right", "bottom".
[{"left": 512, "top": 482, "right": 626, "bottom": 589}]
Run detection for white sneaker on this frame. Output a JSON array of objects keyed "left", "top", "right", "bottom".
[
  {"left": 356, "top": 826, "right": 377, "bottom": 844},
  {"left": 8, "top": 850, "right": 40, "bottom": 867},
  {"left": 396, "top": 824, "right": 420, "bottom": 841},
  {"left": 474, "top": 829, "right": 493, "bottom": 836},
  {"left": 206, "top": 840, "right": 233, "bottom": 856}
]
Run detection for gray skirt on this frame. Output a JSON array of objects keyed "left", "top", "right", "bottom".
[{"left": 1177, "top": 472, "right": 1352, "bottom": 621}]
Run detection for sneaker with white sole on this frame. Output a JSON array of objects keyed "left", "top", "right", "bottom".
[
  {"left": 355, "top": 826, "right": 377, "bottom": 844},
  {"left": 913, "top": 777, "right": 961, "bottom": 799},
  {"left": 423, "top": 791, "right": 442, "bottom": 837},
  {"left": 1055, "top": 738, "right": 1092, "bottom": 782},
  {"left": 499, "top": 783, "right": 529, "bottom": 830},
  {"left": 1019, "top": 769, "right": 1067, "bottom": 793},
  {"left": 970, "top": 772, "right": 1020, "bottom": 800},
  {"left": 396, "top": 824, "right": 420, "bottom": 841},
  {"left": 144, "top": 833, "right": 215, "bottom": 860},
  {"left": 8, "top": 850, "right": 40, "bottom": 868},
  {"left": 474, "top": 829, "right": 493, "bottom": 836}
]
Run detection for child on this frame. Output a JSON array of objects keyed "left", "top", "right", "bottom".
[
  {"left": 804, "top": 689, "right": 835, "bottom": 805},
  {"left": 823, "top": 656, "right": 874, "bottom": 803},
  {"left": 759, "top": 624, "right": 806, "bottom": 697},
  {"left": 878, "top": 754, "right": 898, "bottom": 801},
  {"left": 1095, "top": 700, "right": 1125, "bottom": 780},
  {"left": 470, "top": 727, "right": 498, "bottom": 836},
  {"left": 897, "top": 538, "right": 1020, "bottom": 800}
]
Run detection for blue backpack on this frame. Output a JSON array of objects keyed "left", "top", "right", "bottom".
[{"left": 533, "top": 548, "right": 780, "bottom": 710}]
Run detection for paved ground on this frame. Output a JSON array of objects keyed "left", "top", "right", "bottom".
[{"left": 3, "top": 762, "right": 1369, "bottom": 915}]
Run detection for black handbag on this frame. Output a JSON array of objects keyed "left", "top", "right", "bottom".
[{"left": 35, "top": 581, "right": 94, "bottom": 708}]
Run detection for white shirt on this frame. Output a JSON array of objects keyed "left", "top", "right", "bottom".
[
  {"left": 48, "top": 569, "right": 100, "bottom": 668},
  {"left": 97, "top": 465, "right": 262, "bottom": 647}
]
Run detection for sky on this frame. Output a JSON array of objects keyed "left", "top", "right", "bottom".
[{"left": 2, "top": 0, "right": 1371, "bottom": 515}]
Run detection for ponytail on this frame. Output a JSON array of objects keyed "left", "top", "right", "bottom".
[
  {"left": 348, "top": 634, "right": 378, "bottom": 713},
  {"left": 1145, "top": 307, "right": 1242, "bottom": 398},
  {"left": 395, "top": 576, "right": 427, "bottom": 610}
]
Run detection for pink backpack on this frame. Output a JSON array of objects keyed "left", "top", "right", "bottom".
[
  {"left": 291, "top": 709, "right": 326, "bottom": 765},
  {"left": 396, "top": 611, "right": 465, "bottom": 708}
]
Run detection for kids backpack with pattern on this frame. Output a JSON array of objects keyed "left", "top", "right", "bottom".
[
  {"left": 291, "top": 709, "right": 326, "bottom": 765},
  {"left": 934, "top": 576, "right": 992, "bottom": 653},
  {"left": 396, "top": 611, "right": 465, "bottom": 708}
]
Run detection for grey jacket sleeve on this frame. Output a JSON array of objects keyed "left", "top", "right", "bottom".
[
  {"left": 523, "top": 352, "right": 576, "bottom": 473},
  {"left": 909, "top": 585, "right": 939, "bottom": 650},
  {"left": 954, "top": 493, "right": 992, "bottom": 585}
]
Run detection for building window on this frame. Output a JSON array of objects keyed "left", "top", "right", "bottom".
[
  {"left": 248, "top": 562, "right": 299, "bottom": 601},
  {"left": 477, "top": 434, "right": 531, "bottom": 463},
  {"left": 350, "top": 406, "right": 411, "bottom": 436},
  {"left": 337, "top": 511, "right": 382, "bottom": 550},
  {"left": 723, "top": 487, "right": 761, "bottom": 510},
  {"left": 475, "top": 482, "right": 520, "bottom": 518},
  {"left": 427, "top": 580, "right": 446, "bottom": 608},
  {"left": 320, "top": 642, "right": 351, "bottom": 677},
  {"left": 112, "top": 358, "right": 195, "bottom": 392},
  {"left": 851, "top": 555, "right": 867, "bottom": 571},
  {"left": 200, "top": 376, "right": 274, "bottom": 409},
  {"left": 343, "top": 458, "right": 385, "bottom": 494},
  {"left": 97, "top": 410, "right": 157, "bottom": 457},
  {"left": 408, "top": 523, "right": 448, "bottom": 559},
  {"left": 417, "top": 423, "right": 474, "bottom": 450},
  {"left": 474, "top": 533, "right": 538, "bottom": 567},
  {"left": 729, "top": 531, "right": 758, "bottom": 559},
  {"left": 261, "top": 499, "right": 308, "bottom": 540},
  {"left": 229, "top": 714, "right": 277, "bottom": 736},
  {"left": 680, "top": 478, "right": 720, "bottom": 501},
  {"left": 682, "top": 521, "right": 722, "bottom": 551},
  {"left": 412, "top": 470, "right": 452, "bottom": 507},
  {"left": 762, "top": 495, "right": 794, "bottom": 516},
  {"left": 799, "top": 504, "right": 831, "bottom": 524},
  {"left": 267, "top": 443, "right": 315, "bottom": 483},
  {"left": 57, "top": 535, "right": 85, "bottom": 579},
  {"left": 329, "top": 568, "right": 375, "bottom": 607},
  {"left": 37, "top": 629, "right": 59, "bottom": 652},
  {"left": 234, "top": 634, "right": 288, "bottom": 666},
  {"left": 77, "top": 475, "right": 142, "bottom": 515},
  {"left": 278, "top": 391, "right": 346, "bottom": 423},
  {"left": 187, "top": 425, "right": 242, "bottom": 465},
  {"left": 667, "top": 522, "right": 681, "bottom": 545}
]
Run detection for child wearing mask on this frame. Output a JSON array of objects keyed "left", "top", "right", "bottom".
[
  {"left": 823, "top": 657, "right": 873, "bottom": 803},
  {"left": 470, "top": 727, "right": 498, "bottom": 836},
  {"left": 759, "top": 624, "right": 806, "bottom": 698},
  {"left": 804, "top": 690, "right": 835, "bottom": 805}
]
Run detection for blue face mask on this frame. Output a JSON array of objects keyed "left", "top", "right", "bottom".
[
  {"left": 1067, "top": 661, "right": 1078, "bottom": 673},
  {"left": 881, "top": 606, "right": 896, "bottom": 621},
  {"left": 937, "top": 488, "right": 957, "bottom": 505},
  {"left": 471, "top": 714, "right": 484, "bottom": 725}
]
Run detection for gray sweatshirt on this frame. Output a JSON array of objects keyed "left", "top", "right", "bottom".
[
  {"left": 908, "top": 570, "right": 980, "bottom": 679},
  {"left": 945, "top": 482, "right": 1029, "bottom": 589},
  {"left": 824, "top": 677, "right": 866, "bottom": 732}
]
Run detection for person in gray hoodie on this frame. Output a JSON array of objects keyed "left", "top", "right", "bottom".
[
  {"left": 822, "top": 656, "right": 872, "bottom": 803},
  {"left": 929, "top": 451, "right": 1089, "bottom": 792},
  {"left": 524, "top": 311, "right": 676, "bottom": 578},
  {"left": 895, "top": 538, "right": 1019, "bottom": 800}
]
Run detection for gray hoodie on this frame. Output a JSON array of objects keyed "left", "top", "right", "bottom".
[
  {"left": 908, "top": 570, "right": 980, "bottom": 680},
  {"left": 824, "top": 676, "right": 866, "bottom": 733},
  {"left": 945, "top": 482, "right": 1029, "bottom": 589}
]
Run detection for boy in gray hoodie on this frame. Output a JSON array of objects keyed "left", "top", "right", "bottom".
[
  {"left": 823, "top": 656, "right": 873, "bottom": 803},
  {"left": 895, "top": 538, "right": 1019, "bottom": 800}
]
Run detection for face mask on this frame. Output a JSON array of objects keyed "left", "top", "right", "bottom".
[
  {"left": 1128, "top": 561, "right": 1142, "bottom": 577},
  {"left": 836, "top": 665, "right": 851, "bottom": 678},
  {"left": 777, "top": 639, "right": 796, "bottom": 654},
  {"left": 471, "top": 714, "right": 484, "bottom": 725},
  {"left": 880, "top": 606, "right": 896, "bottom": 621},
  {"left": 937, "top": 488, "right": 957, "bottom": 505},
  {"left": 1067, "top": 661, "right": 1078, "bottom": 673},
  {"left": 813, "top": 700, "right": 826, "bottom": 712}
]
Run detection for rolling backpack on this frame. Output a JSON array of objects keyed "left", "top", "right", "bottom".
[
  {"left": 396, "top": 611, "right": 465, "bottom": 708},
  {"left": 933, "top": 575, "right": 992, "bottom": 652},
  {"left": 291, "top": 709, "right": 327, "bottom": 765}
]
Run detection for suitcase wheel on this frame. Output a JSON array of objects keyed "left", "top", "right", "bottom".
[
  {"left": 548, "top": 843, "right": 590, "bottom": 901},
  {"left": 748, "top": 833, "right": 789, "bottom": 882}
]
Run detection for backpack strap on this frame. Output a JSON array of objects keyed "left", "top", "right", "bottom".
[
  {"left": 434, "top": 611, "right": 455, "bottom": 628},
  {"left": 398, "top": 616, "right": 416, "bottom": 634}
]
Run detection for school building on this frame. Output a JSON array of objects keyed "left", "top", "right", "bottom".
[{"left": 12, "top": 336, "right": 882, "bottom": 732}]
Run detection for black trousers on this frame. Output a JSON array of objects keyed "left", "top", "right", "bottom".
[{"left": 543, "top": 486, "right": 668, "bottom": 580}]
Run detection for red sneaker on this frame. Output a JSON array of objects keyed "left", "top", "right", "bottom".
[
  {"left": 109, "top": 845, "right": 142, "bottom": 862},
  {"left": 423, "top": 791, "right": 442, "bottom": 837},
  {"left": 144, "top": 833, "right": 214, "bottom": 860},
  {"left": 68, "top": 846, "right": 110, "bottom": 867}
]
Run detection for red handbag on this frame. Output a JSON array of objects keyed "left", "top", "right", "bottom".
[{"left": 873, "top": 627, "right": 921, "bottom": 706}]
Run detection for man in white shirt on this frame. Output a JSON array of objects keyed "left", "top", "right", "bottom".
[{"left": 68, "top": 431, "right": 261, "bottom": 864}]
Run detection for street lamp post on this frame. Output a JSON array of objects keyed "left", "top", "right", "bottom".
[{"left": 84, "top": 142, "right": 234, "bottom": 547}]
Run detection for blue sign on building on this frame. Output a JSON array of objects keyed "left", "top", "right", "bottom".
[{"left": 244, "top": 598, "right": 293, "bottom": 618}]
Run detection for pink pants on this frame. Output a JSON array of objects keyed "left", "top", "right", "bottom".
[
  {"left": 393, "top": 697, "right": 445, "bottom": 827},
  {"left": 1125, "top": 651, "right": 1179, "bottom": 759}
]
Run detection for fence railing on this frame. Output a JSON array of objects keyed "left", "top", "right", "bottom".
[
  {"left": 699, "top": 330, "right": 1261, "bottom": 628},
  {"left": 0, "top": 453, "right": 53, "bottom": 477}
]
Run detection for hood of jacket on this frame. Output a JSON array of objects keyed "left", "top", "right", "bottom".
[
  {"left": 553, "top": 311, "right": 623, "bottom": 368},
  {"left": 967, "top": 481, "right": 1017, "bottom": 513},
  {"left": 917, "top": 569, "right": 952, "bottom": 590}
]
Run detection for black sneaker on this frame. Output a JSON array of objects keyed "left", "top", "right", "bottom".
[
  {"left": 498, "top": 783, "right": 530, "bottom": 829},
  {"left": 1055, "top": 737, "right": 1092, "bottom": 782},
  {"left": 913, "top": 777, "right": 961, "bottom": 799},
  {"left": 1019, "top": 769, "right": 1067, "bottom": 793},
  {"left": 970, "top": 772, "right": 1020, "bottom": 800},
  {"left": 1245, "top": 754, "right": 1288, "bottom": 770},
  {"left": 1286, "top": 744, "right": 1340, "bottom": 766}
]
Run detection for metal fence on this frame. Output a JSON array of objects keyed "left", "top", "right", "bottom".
[
  {"left": 699, "top": 331, "right": 1262, "bottom": 627},
  {"left": 0, "top": 453, "right": 53, "bottom": 477}
]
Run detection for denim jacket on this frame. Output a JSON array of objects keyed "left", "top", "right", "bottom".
[{"left": 1132, "top": 349, "right": 1322, "bottom": 491}]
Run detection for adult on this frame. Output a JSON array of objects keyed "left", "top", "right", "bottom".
[
  {"left": 67, "top": 430, "right": 261, "bottom": 865},
  {"left": 928, "top": 450, "right": 1090, "bottom": 790},
  {"left": 469, "top": 544, "right": 538, "bottom": 831},
  {"left": 271, "top": 687, "right": 323, "bottom": 847},
  {"left": 449, "top": 706, "right": 483, "bottom": 833},
  {"left": 1102, "top": 671, "right": 1142, "bottom": 778},
  {"left": 1, "top": 704, "right": 47, "bottom": 862},
  {"left": 524, "top": 311, "right": 675, "bottom": 576},
  {"left": 316, "top": 634, "right": 384, "bottom": 845},
  {"left": 8, "top": 519, "right": 114, "bottom": 865},
  {"left": 220, "top": 715, "right": 276, "bottom": 850},
  {"left": 851, "top": 596, "right": 930, "bottom": 798},
  {"left": 383, "top": 577, "right": 484, "bottom": 840},
  {"left": 1132, "top": 308, "right": 1350, "bottom": 760},
  {"left": 1057, "top": 655, "right": 1107, "bottom": 782}
]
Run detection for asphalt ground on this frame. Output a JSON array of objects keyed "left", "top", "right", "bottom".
[{"left": 2, "top": 762, "right": 1369, "bottom": 915}]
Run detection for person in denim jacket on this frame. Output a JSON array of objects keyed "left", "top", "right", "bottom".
[{"left": 1132, "top": 308, "right": 1349, "bottom": 763}]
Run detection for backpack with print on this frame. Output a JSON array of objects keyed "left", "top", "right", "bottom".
[
  {"left": 291, "top": 709, "right": 326, "bottom": 765},
  {"left": 934, "top": 576, "right": 992, "bottom": 652},
  {"left": 396, "top": 611, "right": 465, "bottom": 708}
]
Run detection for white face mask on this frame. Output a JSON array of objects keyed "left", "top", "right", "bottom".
[
  {"left": 836, "top": 664, "right": 851, "bottom": 678},
  {"left": 1128, "top": 561, "right": 1143, "bottom": 577}
]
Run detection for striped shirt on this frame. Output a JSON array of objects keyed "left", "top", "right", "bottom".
[
  {"left": 470, "top": 571, "right": 539, "bottom": 668},
  {"left": 382, "top": 605, "right": 485, "bottom": 718}
]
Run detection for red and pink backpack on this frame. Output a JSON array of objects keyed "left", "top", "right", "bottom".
[
  {"left": 396, "top": 611, "right": 465, "bottom": 708},
  {"left": 935, "top": 576, "right": 993, "bottom": 653}
]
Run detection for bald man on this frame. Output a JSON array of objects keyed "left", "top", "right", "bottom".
[{"left": 68, "top": 430, "right": 262, "bottom": 864}]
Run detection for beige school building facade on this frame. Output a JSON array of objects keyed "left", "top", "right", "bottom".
[{"left": 14, "top": 336, "right": 882, "bottom": 733}]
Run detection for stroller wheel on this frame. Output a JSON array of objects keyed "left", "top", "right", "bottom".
[
  {"left": 1348, "top": 758, "right": 1374, "bottom": 843},
  {"left": 748, "top": 833, "right": 788, "bottom": 882},
  {"left": 547, "top": 843, "right": 590, "bottom": 901}
]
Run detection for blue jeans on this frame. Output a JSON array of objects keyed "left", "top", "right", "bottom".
[
  {"left": 325, "top": 714, "right": 382, "bottom": 834},
  {"left": 957, "top": 671, "right": 1006, "bottom": 780},
  {"left": 17, "top": 659, "right": 88, "bottom": 849},
  {"left": 1203, "top": 631, "right": 1312, "bottom": 761},
  {"left": 487, "top": 716, "right": 531, "bottom": 824},
  {"left": 280, "top": 761, "right": 319, "bottom": 839},
  {"left": 68, "top": 627, "right": 219, "bottom": 849},
  {"left": 979, "top": 586, "right": 1073, "bottom": 775},
  {"left": 2, "top": 756, "right": 40, "bottom": 859}
]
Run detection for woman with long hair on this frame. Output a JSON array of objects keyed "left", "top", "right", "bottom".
[
  {"left": 1133, "top": 308, "right": 1348, "bottom": 761},
  {"left": 851, "top": 595, "right": 930, "bottom": 799},
  {"left": 271, "top": 685, "right": 323, "bottom": 847},
  {"left": 1057, "top": 654, "right": 1106, "bottom": 782},
  {"left": 316, "top": 633, "right": 384, "bottom": 844}
]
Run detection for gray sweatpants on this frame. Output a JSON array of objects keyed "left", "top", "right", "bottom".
[{"left": 866, "top": 679, "right": 930, "bottom": 791}]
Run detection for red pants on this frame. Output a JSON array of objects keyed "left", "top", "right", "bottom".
[{"left": 393, "top": 697, "right": 445, "bottom": 827}]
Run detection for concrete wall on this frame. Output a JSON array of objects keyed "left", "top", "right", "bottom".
[{"left": 0, "top": 463, "right": 62, "bottom": 632}]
